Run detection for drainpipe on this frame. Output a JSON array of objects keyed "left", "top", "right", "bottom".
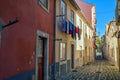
[
  {"left": 53, "top": 0, "right": 56, "bottom": 80},
  {"left": 118, "top": 30, "right": 120, "bottom": 72}
]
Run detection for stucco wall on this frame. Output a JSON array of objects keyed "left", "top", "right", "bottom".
[{"left": 0, "top": 0, "right": 54, "bottom": 79}]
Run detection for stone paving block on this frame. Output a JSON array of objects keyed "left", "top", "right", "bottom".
[{"left": 56, "top": 60, "right": 120, "bottom": 80}]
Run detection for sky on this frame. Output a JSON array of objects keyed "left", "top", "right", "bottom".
[{"left": 83, "top": 0, "right": 116, "bottom": 36}]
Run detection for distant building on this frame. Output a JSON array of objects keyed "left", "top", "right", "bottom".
[
  {"left": 116, "top": 0, "right": 120, "bottom": 71},
  {"left": 75, "top": 0, "right": 96, "bottom": 64},
  {"left": 106, "top": 20, "right": 119, "bottom": 67},
  {"left": 95, "top": 36, "right": 102, "bottom": 59},
  {"left": 102, "top": 35, "right": 107, "bottom": 59}
]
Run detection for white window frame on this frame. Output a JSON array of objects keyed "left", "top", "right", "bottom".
[
  {"left": 39, "top": 0, "right": 49, "bottom": 12},
  {"left": 79, "top": 19, "right": 82, "bottom": 29},
  {"left": 60, "top": 0, "right": 66, "bottom": 20},
  {"left": 60, "top": 42, "right": 66, "bottom": 61},
  {"left": 37, "top": 37, "right": 43, "bottom": 57},
  {"left": 71, "top": 10, "right": 74, "bottom": 24}
]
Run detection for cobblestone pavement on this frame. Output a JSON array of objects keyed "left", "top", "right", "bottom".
[{"left": 57, "top": 60, "right": 120, "bottom": 80}]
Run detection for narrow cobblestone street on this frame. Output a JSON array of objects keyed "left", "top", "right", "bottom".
[{"left": 57, "top": 60, "right": 120, "bottom": 80}]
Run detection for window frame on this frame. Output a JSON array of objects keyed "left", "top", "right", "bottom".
[
  {"left": 37, "top": 37, "right": 44, "bottom": 57},
  {"left": 79, "top": 19, "right": 82, "bottom": 29},
  {"left": 60, "top": 0, "right": 67, "bottom": 20},
  {"left": 59, "top": 42, "right": 67, "bottom": 61},
  {"left": 39, "top": 0, "right": 49, "bottom": 12},
  {"left": 80, "top": 46, "right": 82, "bottom": 58},
  {"left": 71, "top": 9, "right": 74, "bottom": 24}
]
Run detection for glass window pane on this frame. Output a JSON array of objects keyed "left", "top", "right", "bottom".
[
  {"left": 60, "top": 43, "right": 62, "bottom": 59},
  {"left": 71, "top": 10, "right": 74, "bottom": 24},
  {"left": 79, "top": 19, "right": 82, "bottom": 29},
  {"left": 60, "top": 43, "right": 66, "bottom": 60},
  {"left": 40, "top": 0, "right": 48, "bottom": 9},
  {"left": 38, "top": 39, "right": 43, "bottom": 56},
  {"left": 61, "top": 0, "right": 66, "bottom": 20}
]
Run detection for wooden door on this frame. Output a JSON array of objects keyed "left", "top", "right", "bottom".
[{"left": 38, "top": 37, "right": 44, "bottom": 80}]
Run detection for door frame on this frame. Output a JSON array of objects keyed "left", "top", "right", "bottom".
[
  {"left": 71, "top": 43, "right": 75, "bottom": 69},
  {"left": 35, "top": 30, "right": 49, "bottom": 80}
]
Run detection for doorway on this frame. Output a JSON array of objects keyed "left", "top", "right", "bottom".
[
  {"left": 35, "top": 30, "right": 49, "bottom": 80},
  {"left": 38, "top": 37, "right": 44, "bottom": 80}
]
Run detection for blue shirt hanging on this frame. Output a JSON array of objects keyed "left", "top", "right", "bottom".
[
  {"left": 72, "top": 25, "right": 76, "bottom": 39},
  {"left": 58, "top": 19, "right": 66, "bottom": 32},
  {"left": 69, "top": 22, "right": 73, "bottom": 35}
]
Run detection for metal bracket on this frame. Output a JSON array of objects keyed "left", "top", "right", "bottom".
[{"left": 2, "top": 17, "right": 19, "bottom": 29}]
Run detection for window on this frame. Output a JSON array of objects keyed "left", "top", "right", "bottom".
[
  {"left": 80, "top": 46, "right": 82, "bottom": 58},
  {"left": 111, "top": 48, "right": 114, "bottom": 57},
  {"left": 38, "top": 37, "right": 43, "bottom": 57},
  {"left": 89, "top": 30, "right": 90, "bottom": 39},
  {"left": 83, "top": 23, "right": 85, "bottom": 37},
  {"left": 79, "top": 19, "right": 82, "bottom": 27},
  {"left": 79, "top": 19, "right": 82, "bottom": 29},
  {"left": 60, "top": 0, "right": 66, "bottom": 20},
  {"left": 71, "top": 10, "right": 74, "bottom": 24},
  {"left": 60, "top": 42, "right": 66, "bottom": 61},
  {"left": 39, "top": 0, "right": 48, "bottom": 9},
  {"left": 85, "top": 25, "right": 87, "bottom": 37}
]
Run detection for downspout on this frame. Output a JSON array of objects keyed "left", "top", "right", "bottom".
[{"left": 53, "top": 0, "right": 56, "bottom": 80}]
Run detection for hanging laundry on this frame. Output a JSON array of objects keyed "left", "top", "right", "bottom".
[
  {"left": 72, "top": 25, "right": 76, "bottom": 39},
  {"left": 64, "top": 20, "right": 67, "bottom": 33},
  {"left": 74, "top": 26, "right": 76, "bottom": 39},
  {"left": 61, "top": 19, "right": 66, "bottom": 32},
  {"left": 76, "top": 27, "right": 79, "bottom": 34},
  {"left": 78, "top": 28, "right": 81, "bottom": 40},
  {"left": 58, "top": 21, "right": 62, "bottom": 31},
  {"left": 66, "top": 20, "right": 69, "bottom": 34},
  {"left": 69, "top": 22, "right": 73, "bottom": 35},
  {"left": 58, "top": 19, "right": 66, "bottom": 32}
]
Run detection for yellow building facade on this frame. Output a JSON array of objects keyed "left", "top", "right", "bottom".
[
  {"left": 55, "top": 0, "right": 96, "bottom": 78},
  {"left": 55, "top": 0, "right": 79, "bottom": 77},
  {"left": 106, "top": 20, "right": 119, "bottom": 68}
]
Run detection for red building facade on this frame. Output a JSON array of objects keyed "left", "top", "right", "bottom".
[{"left": 0, "top": 0, "right": 54, "bottom": 80}]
